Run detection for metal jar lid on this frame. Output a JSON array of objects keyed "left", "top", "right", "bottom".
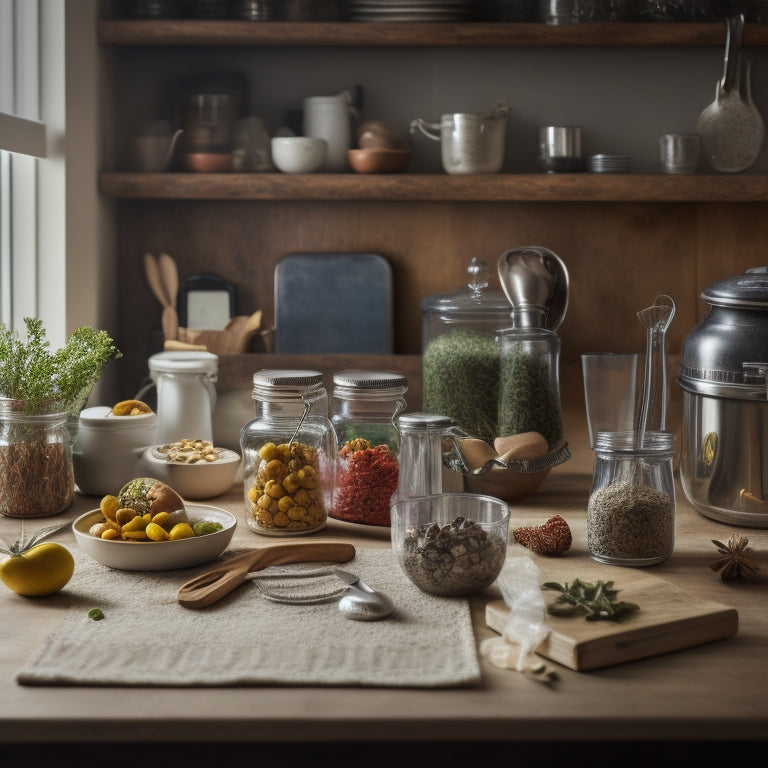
[
  {"left": 332, "top": 370, "right": 408, "bottom": 391},
  {"left": 678, "top": 267, "right": 768, "bottom": 400},
  {"left": 251, "top": 369, "right": 326, "bottom": 400}
]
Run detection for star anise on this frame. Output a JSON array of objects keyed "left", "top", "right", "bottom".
[{"left": 710, "top": 534, "right": 759, "bottom": 581}]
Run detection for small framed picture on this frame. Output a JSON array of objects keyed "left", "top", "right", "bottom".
[{"left": 178, "top": 273, "right": 237, "bottom": 330}]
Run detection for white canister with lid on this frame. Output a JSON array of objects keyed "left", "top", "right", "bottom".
[
  {"left": 137, "top": 351, "right": 218, "bottom": 445},
  {"left": 73, "top": 406, "right": 158, "bottom": 496},
  {"left": 302, "top": 91, "right": 356, "bottom": 172}
]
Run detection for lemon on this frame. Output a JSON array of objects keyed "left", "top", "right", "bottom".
[{"left": 0, "top": 542, "right": 74, "bottom": 597}]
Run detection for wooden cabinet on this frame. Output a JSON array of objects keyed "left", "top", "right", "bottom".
[{"left": 98, "top": 19, "right": 768, "bottom": 431}]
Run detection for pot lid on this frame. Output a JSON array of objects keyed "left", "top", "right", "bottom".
[
  {"left": 420, "top": 257, "right": 511, "bottom": 320},
  {"left": 678, "top": 267, "right": 768, "bottom": 400},
  {"left": 701, "top": 266, "right": 768, "bottom": 309}
]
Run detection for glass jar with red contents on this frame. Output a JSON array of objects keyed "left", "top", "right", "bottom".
[{"left": 330, "top": 370, "right": 408, "bottom": 527}]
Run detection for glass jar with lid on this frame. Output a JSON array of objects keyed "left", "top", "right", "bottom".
[
  {"left": 497, "top": 308, "right": 564, "bottom": 449},
  {"left": 240, "top": 369, "right": 335, "bottom": 536},
  {"left": 330, "top": 370, "right": 408, "bottom": 526},
  {"left": 421, "top": 257, "right": 513, "bottom": 442},
  {"left": 587, "top": 430, "right": 676, "bottom": 566},
  {"left": 496, "top": 247, "right": 568, "bottom": 451}
]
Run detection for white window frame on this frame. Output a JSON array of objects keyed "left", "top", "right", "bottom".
[{"left": 0, "top": 0, "right": 69, "bottom": 347}]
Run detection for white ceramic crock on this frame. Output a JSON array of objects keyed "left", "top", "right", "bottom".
[{"left": 72, "top": 406, "right": 158, "bottom": 497}]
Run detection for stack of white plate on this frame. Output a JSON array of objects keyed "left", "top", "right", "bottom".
[
  {"left": 345, "top": 0, "right": 472, "bottom": 22},
  {"left": 588, "top": 154, "right": 632, "bottom": 174}
]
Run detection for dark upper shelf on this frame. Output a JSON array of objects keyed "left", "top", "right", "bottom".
[
  {"left": 99, "top": 172, "right": 768, "bottom": 202},
  {"left": 99, "top": 20, "right": 768, "bottom": 204},
  {"left": 97, "top": 20, "right": 768, "bottom": 47}
]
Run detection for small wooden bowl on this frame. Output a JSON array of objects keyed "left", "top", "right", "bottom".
[
  {"left": 182, "top": 153, "right": 233, "bottom": 173},
  {"left": 348, "top": 148, "right": 411, "bottom": 174}
]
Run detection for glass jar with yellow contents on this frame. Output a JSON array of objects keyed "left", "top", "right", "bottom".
[{"left": 239, "top": 369, "right": 336, "bottom": 536}]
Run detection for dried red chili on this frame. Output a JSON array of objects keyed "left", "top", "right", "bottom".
[{"left": 333, "top": 439, "right": 399, "bottom": 526}]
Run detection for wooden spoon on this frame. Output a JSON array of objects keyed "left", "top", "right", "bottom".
[
  {"left": 144, "top": 252, "right": 169, "bottom": 308},
  {"left": 158, "top": 252, "right": 179, "bottom": 341},
  {"left": 144, "top": 251, "right": 177, "bottom": 341},
  {"left": 177, "top": 541, "right": 356, "bottom": 609}
]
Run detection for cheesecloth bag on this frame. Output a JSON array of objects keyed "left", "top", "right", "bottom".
[{"left": 480, "top": 556, "right": 556, "bottom": 682}]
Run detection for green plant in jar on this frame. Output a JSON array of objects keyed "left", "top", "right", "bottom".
[{"left": 0, "top": 318, "right": 121, "bottom": 517}]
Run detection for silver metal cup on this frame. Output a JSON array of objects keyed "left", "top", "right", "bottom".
[
  {"left": 539, "top": 125, "right": 583, "bottom": 159},
  {"left": 658, "top": 133, "right": 702, "bottom": 174}
]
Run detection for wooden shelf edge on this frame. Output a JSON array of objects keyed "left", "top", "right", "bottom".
[
  {"left": 99, "top": 172, "right": 768, "bottom": 203},
  {"left": 98, "top": 20, "right": 768, "bottom": 48}
]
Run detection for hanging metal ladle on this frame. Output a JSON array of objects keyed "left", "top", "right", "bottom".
[{"left": 697, "top": 13, "right": 765, "bottom": 173}]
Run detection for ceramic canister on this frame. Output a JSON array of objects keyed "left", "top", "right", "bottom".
[
  {"left": 302, "top": 93, "right": 353, "bottom": 172},
  {"left": 73, "top": 406, "right": 158, "bottom": 496}
]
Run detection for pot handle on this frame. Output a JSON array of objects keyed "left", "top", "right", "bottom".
[
  {"left": 410, "top": 118, "right": 441, "bottom": 142},
  {"left": 488, "top": 100, "right": 510, "bottom": 119}
]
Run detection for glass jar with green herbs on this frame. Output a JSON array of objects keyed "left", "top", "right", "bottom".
[{"left": 421, "top": 258, "right": 511, "bottom": 442}]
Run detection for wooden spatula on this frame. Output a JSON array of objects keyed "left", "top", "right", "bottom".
[
  {"left": 158, "top": 252, "right": 179, "bottom": 341},
  {"left": 177, "top": 542, "right": 356, "bottom": 609}
]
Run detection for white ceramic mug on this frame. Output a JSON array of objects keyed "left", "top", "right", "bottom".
[{"left": 303, "top": 92, "right": 354, "bottom": 172}]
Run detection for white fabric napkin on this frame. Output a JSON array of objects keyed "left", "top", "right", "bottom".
[{"left": 16, "top": 546, "right": 480, "bottom": 688}]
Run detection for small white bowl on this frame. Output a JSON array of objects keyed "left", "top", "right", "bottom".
[
  {"left": 142, "top": 445, "right": 241, "bottom": 500},
  {"left": 271, "top": 136, "right": 327, "bottom": 173},
  {"left": 72, "top": 504, "right": 236, "bottom": 571}
]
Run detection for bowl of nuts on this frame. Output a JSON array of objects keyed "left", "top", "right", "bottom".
[
  {"left": 142, "top": 438, "right": 241, "bottom": 500},
  {"left": 390, "top": 493, "right": 510, "bottom": 597}
]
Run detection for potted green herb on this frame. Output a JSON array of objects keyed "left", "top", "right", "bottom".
[{"left": 0, "top": 318, "right": 120, "bottom": 518}]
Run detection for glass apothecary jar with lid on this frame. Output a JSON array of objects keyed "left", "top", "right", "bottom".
[
  {"left": 496, "top": 246, "right": 568, "bottom": 452},
  {"left": 240, "top": 370, "right": 336, "bottom": 536},
  {"left": 587, "top": 430, "right": 676, "bottom": 567},
  {"left": 330, "top": 370, "right": 408, "bottom": 526},
  {"left": 421, "top": 257, "right": 512, "bottom": 443}
]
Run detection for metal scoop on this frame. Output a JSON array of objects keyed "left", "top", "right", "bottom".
[
  {"left": 497, "top": 246, "right": 569, "bottom": 331},
  {"left": 697, "top": 14, "right": 765, "bottom": 173},
  {"left": 333, "top": 568, "right": 394, "bottom": 621}
]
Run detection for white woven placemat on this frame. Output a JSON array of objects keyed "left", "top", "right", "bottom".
[{"left": 15, "top": 546, "right": 480, "bottom": 688}]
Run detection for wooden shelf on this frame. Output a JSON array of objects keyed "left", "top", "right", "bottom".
[
  {"left": 98, "top": 20, "right": 768, "bottom": 48},
  {"left": 99, "top": 172, "right": 768, "bottom": 202}
]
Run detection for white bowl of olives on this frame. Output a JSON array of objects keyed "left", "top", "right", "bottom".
[{"left": 73, "top": 503, "right": 236, "bottom": 571}]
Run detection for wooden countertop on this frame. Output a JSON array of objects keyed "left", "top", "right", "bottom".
[{"left": 1, "top": 447, "right": 767, "bottom": 765}]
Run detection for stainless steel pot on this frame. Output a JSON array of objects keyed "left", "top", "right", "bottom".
[
  {"left": 410, "top": 102, "right": 509, "bottom": 175},
  {"left": 678, "top": 266, "right": 768, "bottom": 527}
]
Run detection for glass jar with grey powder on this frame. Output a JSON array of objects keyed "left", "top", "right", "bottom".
[{"left": 587, "top": 430, "right": 675, "bottom": 567}]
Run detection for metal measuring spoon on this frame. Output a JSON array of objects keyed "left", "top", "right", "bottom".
[{"left": 333, "top": 568, "right": 394, "bottom": 621}]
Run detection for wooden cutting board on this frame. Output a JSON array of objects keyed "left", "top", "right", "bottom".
[{"left": 485, "top": 559, "right": 738, "bottom": 671}]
